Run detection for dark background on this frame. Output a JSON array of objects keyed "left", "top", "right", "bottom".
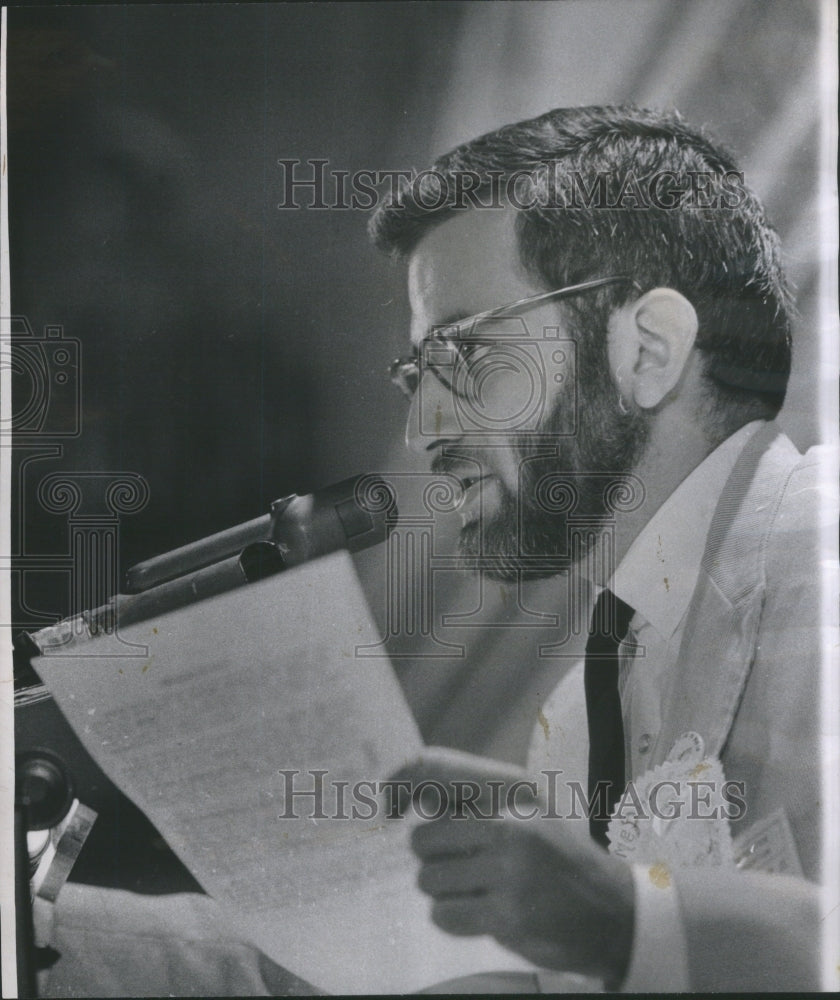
[
  {"left": 8, "top": 1, "right": 828, "bottom": 891},
  {"left": 9, "top": 3, "right": 463, "bottom": 581}
]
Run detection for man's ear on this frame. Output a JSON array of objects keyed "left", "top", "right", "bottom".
[{"left": 609, "top": 288, "right": 698, "bottom": 410}]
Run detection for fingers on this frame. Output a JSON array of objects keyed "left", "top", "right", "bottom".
[
  {"left": 430, "top": 894, "right": 500, "bottom": 937},
  {"left": 410, "top": 813, "right": 505, "bottom": 859},
  {"left": 409, "top": 818, "right": 568, "bottom": 957},
  {"left": 411, "top": 818, "right": 520, "bottom": 938},
  {"left": 412, "top": 818, "right": 535, "bottom": 913},
  {"left": 417, "top": 854, "right": 491, "bottom": 897},
  {"left": 418, "top": 845, "right": 539, "bottom": 905},
  {"left": 430, "top": 885, "right": 553, "bottom": 943},
  {"left": 400, "top": 758, "right": 638, "bottom": 981}
]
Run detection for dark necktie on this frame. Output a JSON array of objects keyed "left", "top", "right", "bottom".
[{"left": 584, "top": 588, "right": 634, "bottom": 847}]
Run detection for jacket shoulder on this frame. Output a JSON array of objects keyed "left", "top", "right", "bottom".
[{"left": 703, "top": 427, "right": 830, "bottom": 597}]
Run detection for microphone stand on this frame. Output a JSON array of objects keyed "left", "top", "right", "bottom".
[
  {"left": 14, "top": 800, "right": 37, "bottom": 999},
  {"left": 15, "top": 750, "right": 75, "bottom": 999}
]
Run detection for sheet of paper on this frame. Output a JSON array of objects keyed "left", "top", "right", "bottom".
[{"left": 33, "top": 551, "right": 535, "bottom": 993}]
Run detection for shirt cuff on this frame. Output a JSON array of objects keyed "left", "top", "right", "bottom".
[{"left": 621, "top": 863, "right": 689, "bottom": 992}]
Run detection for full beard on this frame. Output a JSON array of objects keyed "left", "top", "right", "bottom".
[{"left": 456, "top": 370, "right": 650, "bottom": 582}]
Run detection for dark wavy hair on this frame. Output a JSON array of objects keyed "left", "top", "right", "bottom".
[{"left": 370, "top": 105, "right": 793, "bottom": 430}]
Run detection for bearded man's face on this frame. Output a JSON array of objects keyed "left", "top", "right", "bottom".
[{"left": 403, "top": 209, "right": 648, "bottom": 581}]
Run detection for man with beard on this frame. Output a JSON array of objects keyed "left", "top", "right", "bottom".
[
  {"left": 34, "top": 105, "right": 827, "bottom": 996},
  {"left": 372, "top": 105, "right": 826, "bottom": 991}
]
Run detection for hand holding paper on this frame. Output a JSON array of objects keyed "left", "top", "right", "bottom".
[
  {"left": 396, "top": 745, "right": 636, "bottom": 985},
  {"left": 32, "top": 553, "right": 537, "bottom": 993}
]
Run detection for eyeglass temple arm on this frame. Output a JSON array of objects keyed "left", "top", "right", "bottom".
[{"left": 471, "top": 276, "right": 642, "bottom": 324}]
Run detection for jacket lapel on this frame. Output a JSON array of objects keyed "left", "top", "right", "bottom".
[
  {"left": 650, "top": 423, "right": 801, "bottom": 765},
  {"left": 652, "top": 571, "right": 763, "bottom": 763}
]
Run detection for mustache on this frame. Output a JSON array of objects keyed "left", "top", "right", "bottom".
[{"left": 429, "top": 446, "right": 564, "bottom": 479}]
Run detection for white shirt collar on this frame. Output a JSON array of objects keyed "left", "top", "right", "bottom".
[{"left": 609, "top": 421, "right": 764, "bottom": 640}]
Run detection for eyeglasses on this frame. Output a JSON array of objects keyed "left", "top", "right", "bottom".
[{"left": 389, "top": 275, "right": 640, "bottom": 401}]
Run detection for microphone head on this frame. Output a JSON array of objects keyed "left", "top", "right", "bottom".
[
  {"left": 271, "top": 474, "right": 398, "bottom": 568},
  {"left": 124, "top": 473, "right": 399, "bottom": 593}
]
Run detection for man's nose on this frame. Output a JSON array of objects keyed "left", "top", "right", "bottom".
[{"left": 405, "top": 370, "right": 463, "bottom": 453}]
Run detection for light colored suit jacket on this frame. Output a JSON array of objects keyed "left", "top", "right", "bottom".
[{"left": 650, "top": 422, "right": 828, "bottom": 990}]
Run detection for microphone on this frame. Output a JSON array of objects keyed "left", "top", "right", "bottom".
[
  {"left": 124, "top": 473, "right": 397, "bottom": 593},
  {"left": 25, "top": 474, "right": 398, "bottom": 645}
]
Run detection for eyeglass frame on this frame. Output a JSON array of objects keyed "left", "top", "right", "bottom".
[{"left": 389, "top": 275, "right": 642, "bottom": 401}]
